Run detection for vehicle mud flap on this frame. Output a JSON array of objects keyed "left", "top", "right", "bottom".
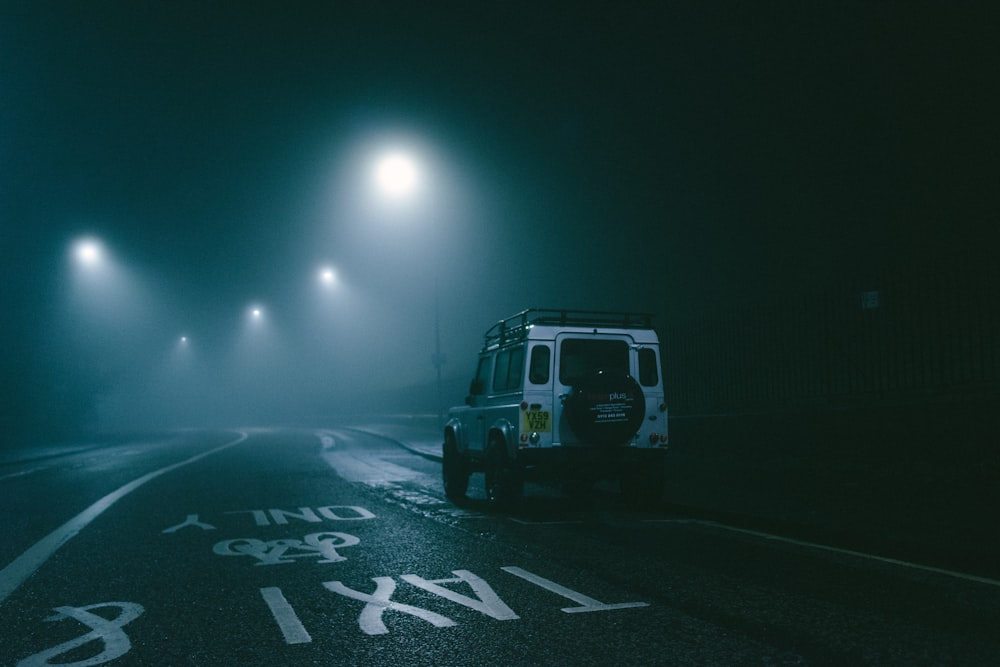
[
  {"left": 443, "top": 433, "right": 469, "bottom": 502},
  {"left": 485, "top": 440, "right": 523, "bottom": 509}
]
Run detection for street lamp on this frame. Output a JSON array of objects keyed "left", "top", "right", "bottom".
[
  {"left": 374, "top": 152, "right": 419, "bottom": 199},
  {"left": 318, "top": 266, "right": 337, "bottom": 287},
  {"left": 247, "top": 304, "right": 265, "bottom": 325},
  {"left": 73, "top": 238, "right": 103, "bottom": 267}
]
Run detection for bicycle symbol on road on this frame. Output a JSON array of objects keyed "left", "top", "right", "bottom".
[
  {"left": 213, "top": 531, "right": 360, "bottom": 565},
  {"left": 17, "top": 602, "right": 144, "bottom": 667}
]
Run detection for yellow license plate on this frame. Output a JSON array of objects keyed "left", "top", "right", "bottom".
[{"left": 523, "top": 410, "right": 551, "bottom": 432}]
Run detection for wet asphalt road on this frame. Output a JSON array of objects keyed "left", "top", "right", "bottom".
[{"left": 1, "top": 426, "right": 998, "bottom": 665}]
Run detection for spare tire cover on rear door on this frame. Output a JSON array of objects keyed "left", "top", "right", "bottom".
[{"left": 565, "top": 370, "right": 646, "bottom": 446}]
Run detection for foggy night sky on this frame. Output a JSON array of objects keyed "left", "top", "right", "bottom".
[{"left": 2, "top": 2, "right": 998, "bottom": 435}]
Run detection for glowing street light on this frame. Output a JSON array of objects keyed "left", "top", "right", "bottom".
[
  {"left": 318, "top": 266, "right": 337, "bottom": 286},
  {"left": 374, "top": 152, "right": 419, "bottom": 199},
  {"left": 72, "top": 237, "right": 104, "bottom": 268}
]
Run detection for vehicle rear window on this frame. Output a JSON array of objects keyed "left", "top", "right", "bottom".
[
  {"left": 638, "top": 347, "right": 659, "bottom": 386},
  {"left": 559, "top": 339, "right": 629, "bottom": 384},
  {"left": 529, "top": 345, "right": 550, "bottom": 384}
]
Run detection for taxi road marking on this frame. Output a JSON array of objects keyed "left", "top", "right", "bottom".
[{"left": 263, "top": 565, "right": 649, "bottom": 642}]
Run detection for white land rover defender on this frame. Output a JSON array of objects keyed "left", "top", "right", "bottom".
[{"left": 443, "top": 309, "right": 668, "bottom": 506}]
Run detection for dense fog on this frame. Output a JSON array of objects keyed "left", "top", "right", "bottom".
[{"left": 2, "top": 3, "right": 996, "bottom": 440}]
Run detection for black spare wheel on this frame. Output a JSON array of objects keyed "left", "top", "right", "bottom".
[{"left": 565, "top": 370, "right": 645, "bottom": 445}]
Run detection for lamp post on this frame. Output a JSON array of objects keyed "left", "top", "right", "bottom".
[{"left": 372, "top": 149, "right": 445, "bottom": 426}]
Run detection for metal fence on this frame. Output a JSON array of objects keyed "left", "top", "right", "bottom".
[{"left": 664, "top": 259, "right": 1000, "bottom": 415}]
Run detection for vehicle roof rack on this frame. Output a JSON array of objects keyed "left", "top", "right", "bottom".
[{"left": 483, "top": 308, "right": 654, "bottom": 349}]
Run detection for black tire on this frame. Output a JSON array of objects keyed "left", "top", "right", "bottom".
[
  {"left": 442, "top": 432, "right": 469, "bottom": 502},
  {"left": 484, "top": 436, "right": 523, "bottom": 509},
  {"left": 564, "top": 370, "right": 646, "bottom": 446}
]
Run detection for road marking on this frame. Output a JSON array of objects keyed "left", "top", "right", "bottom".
[
  {"left": 323, "top": 576, "right": 458, "bottom": 635},
  {"left": 268, "top": 566, "right": 648, "bottom": 641},
  {"left": 315, "top": 431, "right": 337, "bottom": 450},
  {"left": 162, "top": 514, "right": 216, "bottom": 533},
  {"left": 16, "top": 602, "right": 144, "bottom": 667},
  {"left": 501, "top": 566, "right": 649, "bottom": 613},
  {"left": 388, "top": 489, "right": 445, "bottom": 506},
  {"left": 224, "top": 505, "right": 376, "bottom": 527},
  {"left": 400, "top": 570, "right": 520, "bottom": 621},
  {"left": 0, "top": 465, "right": 48, "bottom": 482},
  {"left": 645, "top": 518, "right": 1000, "bottom": 588},
  {"left": 0, "top": 432, "right": 249, "bottom": 605},
  {"left": 260, "top": 587, "right": 312, "bottom": 645},
  {"left": 213, "top": 532, "right": 361, "bottom": 566}
]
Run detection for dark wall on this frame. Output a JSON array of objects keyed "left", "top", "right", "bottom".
[{"left": 664, "top": 256, "right": 999, "bottom": 415}]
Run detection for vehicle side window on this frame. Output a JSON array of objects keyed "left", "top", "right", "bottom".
[
  {"left": 492, "top": 351, "right": 510, "bottom": 392},
  {"left": 471, "top": 356, "right": 491, "bottom": 394},
  {"left": 492, "top": 345, "right": 525, "bottom": 393},
  {"left": 507, "top": 345, "right": 524, "bottom": 388},
  {"left": 476, "top": 356, "right": 491, "bottom": 382},
  {"left": 638, "top": 348, "right": 659, "bottom": 386},
  {"left": 529, "top": 345, "right": 550, "bottom": 384}
]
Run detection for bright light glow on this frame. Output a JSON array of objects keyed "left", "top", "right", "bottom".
[
  {"left": 74, "top": 238, "right": 103, "bottom": 266},
  {"left": 252, "top": 308, "right": 262, "bottom": 318},
  {"left": 374, "top": 152, "right": 418, "bottom": 198},
  {"left": 319, "top": 266, "right": 336, "bottom": 286},
  {"left": 180, "top": 336, "right": 188, "bottom": 344}
]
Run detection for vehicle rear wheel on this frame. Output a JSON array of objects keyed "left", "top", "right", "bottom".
[
  {"left": 485, "top": 436, "right": 523, "bottom": 509},
  {"left": 443, "top": 432, "right": 469, "bottom": 502}
]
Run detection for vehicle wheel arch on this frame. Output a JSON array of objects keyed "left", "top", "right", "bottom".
[
  {"left": 487, "top": 420, "right": 517, "bottom": 459},
  {"left": 443, "top": 418, "right": 464, "bottom": 451}
]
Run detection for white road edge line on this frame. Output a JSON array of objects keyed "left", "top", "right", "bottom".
[
  {"left": 0, "top": 431, "right": 249, "bottom": 605},
  {"left": 645, "top": 518, "right": 1000, "bottom": 588}
]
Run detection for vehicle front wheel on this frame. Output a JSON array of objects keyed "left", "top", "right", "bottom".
[{"left": 443, "top": 433, "right": 469, "bottom": 502}]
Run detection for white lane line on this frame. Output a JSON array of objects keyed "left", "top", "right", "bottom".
[
  {"left": 0, "top": 431, "right": 249, "bottom": 605},
  {"left": 645, "top": 518, "right": 1000, "bottom": 588},
  {"left": 0, "top": 465, "right": 48, "bottom": 482},
  {"left": 260, "top": 587, "right": 312, "bottom": 644}
]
